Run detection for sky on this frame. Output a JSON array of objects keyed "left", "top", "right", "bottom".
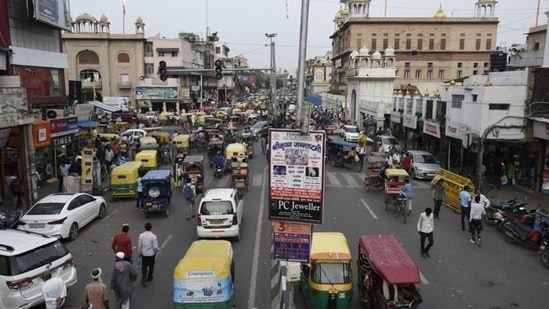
[{"left": 68, "top": 0, "right": 547, "bottom": 72}]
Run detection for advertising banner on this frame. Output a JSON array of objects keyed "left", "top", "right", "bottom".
[
  {"left": 173, "top": 273, "right": 232, "bottom": 304},
  {"left": 34, "top": 0, "right": 71, "bottom": 30},
  {"left": 273, "top": 220, "right": 312, "bottom": 263},
  {"left": 81, "top": 148, "right": 94, "bottom": 193},
  {"left": 268, "top": 129, "right": 326, "bottom": 224},
  {"left": 135, "top": 87, "right": 179, "bottom": 100}
]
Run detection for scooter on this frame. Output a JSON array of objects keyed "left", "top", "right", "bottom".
[
  {"left": 214, "top": 164, "right": 225, "bottom": 179},
  {"left": 503, "top": 219, "right": 545, "bottom": 250},
  {"left": 0, "top": 209, "right": 24, "bottom": 229}
]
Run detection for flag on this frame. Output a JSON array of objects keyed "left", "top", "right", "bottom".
[{"left": 123, "top": 0, "right": 126, "bottom": 15}]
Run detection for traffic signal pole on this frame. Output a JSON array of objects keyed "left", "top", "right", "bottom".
[{"left": 296, "top": 0, "right": 311, "bottom": 135}]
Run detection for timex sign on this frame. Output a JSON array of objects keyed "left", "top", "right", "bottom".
[{"left": 52, "top": 135, "right": 73, "bottom": 147}]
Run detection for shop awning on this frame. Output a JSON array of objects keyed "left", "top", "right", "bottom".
[{"left": 77, "top": 120, "right": 100, "bottom": 128}]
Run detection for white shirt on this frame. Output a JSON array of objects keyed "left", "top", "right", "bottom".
[
  {"left": 136, "top": 177, "right": 143, "bottom": 193},
  {"left": 138, "top": 231, "right": 159, "bottom": 257},
  {"left": 104, "top": 149, "right": 114, "bottom": 162},
  {"left": 58, "top": 164, "right": 70, "bottom": 177},
  {"left": 42, "top": 277, "right": 67, "bottom": 309},
  {"left": 417, "top": 212, "right": 434, "bottom": 233},
  {"left": 476, "top": 193, "right": 491, "bottom": 208},
  {"left": 470, "top": 202, "right": 486, "bottom": 221}
]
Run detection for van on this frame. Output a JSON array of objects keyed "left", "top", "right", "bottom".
[
  {"left": 197, "top": 188, "right": 243, "bottom": 241},
  {"left": 0, "top": 229, "right": 77, "bottom": 309}
]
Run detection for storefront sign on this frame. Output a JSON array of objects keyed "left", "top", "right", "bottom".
[
  {"left": 532, "top": 118, "right": 549, "bottom": 140},
  {"left": 269, "top": 129, "right": 326, "bottom": 224},
  {"left": 81, "top": 148, "right": 94, "bottom": 193},
  {"left": 446, "top": 120, "right": 466, "bottom": 140},
  {"left": 75, "top": 103, "right": 93, "bottom": 121},
  {"left": 67, "top": 117, "right": 78, "bottom": 131},
  {"left": 135, "top": 87, "right": 179, "bottom": 100},
  {"left": 33, "top": 118, "right": 51, "bottom": 148},
  {"left": 403, "top": 114, "right": 417, "bottom": 129},
  {"left": 423, "top": 120, "right": 441, "bottom": 138},
  {"left": 52, "top": 134, "right": 73, "bottom": 147},
  {"left": 273, "top": 220, "right": 312, "bottom": 263},
  {"left": 390, "top": 112, "right": 401, "bottom": 123}
]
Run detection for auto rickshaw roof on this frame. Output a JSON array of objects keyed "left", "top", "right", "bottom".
[
  {"left": 310, "top": 232, "right": 352, "bottom": 260},
  {"left": 174, "top": 240, "right": 233, "bottom": 280},
  {"left": 183, "top": 154, "right": 204, "bottom": 163},
  {"left": 143, "top": 169, "right": 171, "bottom": 181},
  {"left": 327, "top": 138, "right": 357, "bottom": 149},
  {"left": 359, "top": 234, "right": 420, "bottom": 284},
  {"left": 385, "top": 168, "right": 410, "bottom": 178},
  {"left": 112, "top": 161, "right": 143, "bottom": 172}
]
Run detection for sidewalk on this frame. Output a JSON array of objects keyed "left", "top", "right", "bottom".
[{"left": 490, "top": 183, "right": 549, "bottom": 212}]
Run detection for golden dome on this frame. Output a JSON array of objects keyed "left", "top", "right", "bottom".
[
  {"left": 334, "top": 7, "right": 349, "bottom": 19},
  {"left": 434, "top": 5, "right": 446, "bottom": 19}
]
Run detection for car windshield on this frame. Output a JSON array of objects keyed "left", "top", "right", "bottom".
[
  {"left": 28, "top": 203, "right": 65, "bottom": 215},
  {"left": 200, "top": 201, "right": 234, "bottom": 215},
  {"left": 415, "top": 154, "right": 437, "bottom": 164},
  {"left": 344, "top": 127, "right": 358, "bottom": 133},
  {"left": 383, "top": 137, "right": 398, "bottom": 145},
  {"left": 8, "top": 240, "right": 69, "bottom": 276},
  {"left": 252, "top": 122, "right": 267, "bottom": 129},
  {"left": 311, "top": 261, "right": 352, "bottom": 284}
]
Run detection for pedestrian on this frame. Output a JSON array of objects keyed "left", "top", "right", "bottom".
[
  {"left": 9, "top": 173, "right": 25, "bottom": 209},
  {"left": 84, "top": 268, "right": 109, "bottom": 309},
  {"left": 41, "top": 270, "right": 67, "bottom": 309},
  {"left": 431, "top": 178, "right": 445, "bottom": 218},
  {"left": 459, "top": 185, "right": 472, "bottom": 231},
  {"left": 402, "top": 152, "right": 412, "bottom": 173},
  {"left": 57, "top": 157, "right": 70, "bottom": 192},
  {"left": 110, "top": 252, "right": 136, "bottom": 309},
  {"left": 474, "top": 188, "right": 491, "bottom": 225},
  {"left": 112, "top": 224, "right": 133, "bottom": 262},
  {"left": 417, "top": 207, "right": 434, "bottom": 257},
  {"left": 136, "top": 173, "right": 143, "bottom": 209},
  {"left": 183, "top": 179, "right": 197, "bottom": 220},
  {"left": 138, "top": 222, "right": 160, "bottom": 287},
  {"left": 400, "top": 177, "right": 415, "bottom": 215},
  {"left": 470, "top": 195, "right": 486, "bottom": 245}
]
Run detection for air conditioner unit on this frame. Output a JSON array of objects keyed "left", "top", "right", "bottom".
[{"left": 46, "top": 109, "right": 64, "bottom": 119}]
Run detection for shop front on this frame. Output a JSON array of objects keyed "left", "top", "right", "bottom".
[
  {"left": 135, "top": 86, "right": 179, "bottom": 113},
  {"left": 422, "top": 119, "right": 443, "bottom": 156},
  {"left": 444, "top": 120, "right": 469, "bottom": 173},
  {"left": 50, "top": 117, "right": 80, "bottom": 178},
  {"left": 390, "top": 111, "right": 402, "bottom": 139},
  {"left": 531, "top": 118, "right": 549, "bottom": 193},
  {"left": 402, "top": 114, "right": 417, "bottom": 150}
]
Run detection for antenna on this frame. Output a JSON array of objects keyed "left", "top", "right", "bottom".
[{"left": 206, "top": 0, "right": 210, "bottom": 36}]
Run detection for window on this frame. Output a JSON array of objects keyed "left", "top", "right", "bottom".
[
  {"left": 484, "top": 62, "right": 489, "bottom": 68},
  {"left": 394, "top": 39, "right": 400, "bottom": 50},
  {"left": 426, "top": 100, "right": 434, "bottom": 119},
  {"left": 145, "top": 63, "right": 154, "bottom": 76},
  {"left": 457, "top": 70, "right": 462, "bottom": 79},
  {"left": 311, "top": 262, "right": 351, "bottom": 284},
  {"left": 120, "top": 73, "right": 129, "bottom": 83},
  {"left": 49, "top": 70, "right": 60, "bottom": 96},
  {"left": 534, "top": 42, "right": 540, "bottom": 50},
  {"left": 438, "top": 70, "right": 444, "bottom": 80},
  {"left": 404, "top": 70, "right": 410, "bottom": 79},
  {"left": 117, "top": 53, "right": 130, "bottom": 63},
  {"left": 457, "top": 63, "right": 463, "bottom": 68},
  {"left": 460, "top": 39, "right": 465, "bottom": 50},
  {"left": 158, "top": 52, "right": 165, "bottom": 57},
  {"left": 371, "top": 39, "right": 377, "bottom": 50},
  {"left": 451, "top": 95, "right": 464, "bottom": 108},
  {"left": 404, "top": 62, "right": 410, "bottom": 68},
  {"left": 440, "top": 39, "right": 446, "bottom": 50},
  {"left": 417, "top": 39, "right": 423, "bottom": 50},
  {"left": 79, "top": 69, "right": 101, "bottom": 81},
  {"left": 472, "top": 94, "right": 478, "bottom": 102},
  {"left": 144, "top": 42, "right": 153, "bottom": 57},
  {"left": 473, "top": 70, "right": 478, "bottom": 75},
  {"left": 427, "top": 70, "right": 433, "bottom": 80},
  {"left": 415, "top": 70, "right": 421, "bottom": 79},
  {"left": 489, "top": 104, "right": 510, "bottom": 110},
  {"left": 427, "top": 62, "right": 433, "bottom": 69},
  {"left": 357, "top": 39, "right": 362, "bottom": 48},
  {"left": 476, "top": 39, "right": 481, "bottom": 50},
  {"left": 429, "top": 39, "right": 434, "bottom": 50},
  {"left": 486, "top": 39, "right": 492, "bottom": 50},
  {"left": 200, "top": 201, "right": 234, "bottom": 215},
  {"left": 416, "top": 98, "right": 423, "bottom": 116},
  {"left": 406, "top": 98, "right": 413, "bottom": 114},
  {"left": 7, "top": 241, "right": 69, "bottom": 276},
  {"left": 474, "top": 63, "right": 478, "bottom": 68},
  {"left": 406, "top": 39, "right": 411, "bottom": 49},
  {"left": 383, "top": 38, "right": 388, "bottom": 49},
  {"left": 171, "top": 51, "right": 178, "bottom": 57},
  {"left": 215, "top": 46, "right": 221, "bottom": 54}
]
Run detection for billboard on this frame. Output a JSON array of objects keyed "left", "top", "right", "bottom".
[
  {"left": 33, "top": 0, "right": 71, "bottom": 30},
  {"left": 135, "top": 87, "right": 179, "bottom": 100},
  {"left": 268, "top": 129, "right": 326, "bottom": 224}
]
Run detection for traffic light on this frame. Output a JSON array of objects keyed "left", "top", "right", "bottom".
[
  {"left": 159, "top": 60, "right": 167, "bottom": 81},
  {"left": 215, "top": 59, "right": 223, "bottom": 80}
]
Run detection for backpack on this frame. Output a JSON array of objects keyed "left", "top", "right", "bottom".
[{"left": 184, "top": 184, "right": 195, "bottom": 200}]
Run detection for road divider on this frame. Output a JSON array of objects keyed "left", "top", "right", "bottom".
[{"left": 249, "top": 166, "right": 268, "bottom": 309}]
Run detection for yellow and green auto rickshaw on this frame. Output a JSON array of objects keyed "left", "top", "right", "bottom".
[
  {"left": 224, "top": 143, "right": 246, "bottom": 173},
  {"left": 173, "top": 134, "right": 191, "bottom": 155},
  {"left": 197, "top": 114, "right": 213, "bottom": 126},
  {"left": 182, "top": 155, "right": 204, "bottom": 193},
  {"left": 300, "top": 232, "right": 354, "bottom": 309},
  {"left": 110, "top": 161, "right": 144, "bottom": 201},
  {"left": 148, "top": 131, "right": 171, "bottom": 145},
  {"left": 173, "top": 240, "right": 235, "bottom": 309},
  {"left": 139, "top": 136, "right": 159, "bottom": 151},
  {"left": 97, "top": 133, "right": 121, "bottom": 144},
  {"left": 135, "top": 150, "right": 159, "bottom": 171}
]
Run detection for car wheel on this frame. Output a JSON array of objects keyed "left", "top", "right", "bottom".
[
  {"left": 68, "top": 223, "right": 79, "bottom": 241},
  {"left": 234, "top": 233, "right": 240, "bottom": 242},
  {"left": 98, "top": 204, "right": 107, "bottom": 219},
  {"left": 411, "top": 169, "right": 416, "bottom": 179}
]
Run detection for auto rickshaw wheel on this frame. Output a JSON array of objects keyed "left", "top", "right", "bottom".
[
  {"left": 355, "top": 161, "right": 362, "bottom": 172},
  {"left": 163, "top": 209, "right": 170, "bottom": 217},
  {"left": 364, "top": 178, "right": 370, "bottom": 192},
  {"left": 384, "top": 197, "right": 388, "bottom": 210}
]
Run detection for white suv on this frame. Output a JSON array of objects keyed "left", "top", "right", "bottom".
[
  {"left": 0, "top": 229, "right": 77, "bottom": 309},
  {"left": 197, "top": 188, "right": 243, "bottom": 241}
]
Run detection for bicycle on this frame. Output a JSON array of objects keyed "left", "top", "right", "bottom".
[
  {"left": 478, "top": 176, "right": 498, "bottom": 198},
  {"left": 395, "top": 195, "right": 408, "bottom": 224}
]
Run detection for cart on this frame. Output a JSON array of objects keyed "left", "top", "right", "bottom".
[
  {"left": 232, "top": 162, "right": 249, "bottom": 195},
  {"left": 363, "top": 154, "right": 388, "bottom": 192},
  {"left": 383, "top": 169, "right": 410, "bottom": 224}
]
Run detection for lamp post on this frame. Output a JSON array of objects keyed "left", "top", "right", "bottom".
[{"left": 265, "top": 33, "right": 277, "bottom": 115}]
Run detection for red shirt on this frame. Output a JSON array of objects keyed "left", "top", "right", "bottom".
[
  {"left": 403, "top": 156, "right": 412, "bottom": 170},
  {"left": 111, "top": 232, "right": 132, "bottom": 259}
]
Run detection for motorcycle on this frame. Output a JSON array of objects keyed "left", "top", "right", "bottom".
[
  {"left": 539, "top": 238, "right": 549, "bottom": 268},
  {"left": 0, "top": 209, "right": 24, "bottom": 229},
  {"left": 214, "top": 164, "right": 225, "bottom": 179},
  {"left": 503, "top": 218, "right": 547, "bottom": 250},
  {"left": 486, "top": 204, "right": 534, "bottom": 230}
]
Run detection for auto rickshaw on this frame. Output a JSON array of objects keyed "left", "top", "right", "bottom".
[
  {"left": 383, "top": 168, "right": 410, "bottom": 223},
  {"left": 135, "top": 150, "right": 159, "bottom": 171},
  {"left": 110, "top": 161, "right": 144, "bottom": 201},
  {"left": 97, "top": 133, "right": 121, "bottom": 144},
  {"left": 231, "top": 162, "right": 249, "bottom": 195},
  {"left": 139, "top": 136, "right": 159, "bottom": 151},
  {"left": 197, "top": 114, "right": 213, "bottom": 126},
  {"left": 204, "top": 117, "right": 223, "bottom": 129},
  {"left": 182, "top": 155, "right": 204, "bottom": 193},
  {"left": 142, "top": 169, "right": 172, "bottom": 218},
  {"left": 159, "top": 111, "right": 176, "bottom": 125},
  {"left": 357, "top": 234, "right": 422, "bottom": 309},
  {"left": 363, "top": 153, "right": 388, "bottom": 192},
  {"left": 326, "top": 138, "right": 361, "bottom": 172},
  {"left": 300, "top": 232, "right": 353, "bottom": 309},
  {"left": 207, "top": 139, "right": 225, "bottom": 168},
  {"left": 173, "top": 240, "right": 235, "bottom": 309},
  {"left": 224, "top": 143, "right": 246, "bottom": 174},
  {"left": 148, "top": 131, "right": 171, "bottom": 145},
  {"left": 173, "top": 134, "right": 191, "bottom": 155},
  {"left": 113, "top": 122, "right": 131, "bottom": 133}
]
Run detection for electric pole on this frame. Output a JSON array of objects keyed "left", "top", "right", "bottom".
[{"left": 265, "top": 33, "right": 277, "bottom": 115}]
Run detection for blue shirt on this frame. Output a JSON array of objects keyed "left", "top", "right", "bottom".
[
  {"left": 213, "top": 154, "right": 225, "bottom": 167},
  {"left": 459, "top": 190, "right": 471, "bottom": 207},
  {"left": 401, "top": 183, "right": 414, "bottom": 199}
]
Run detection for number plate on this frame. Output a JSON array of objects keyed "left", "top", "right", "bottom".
[
  {"left": 209, "top": 219, "right": 223, "bottom": 225},
  {"left": 29, "top": 223, "right": 45, "bottom": 228}
]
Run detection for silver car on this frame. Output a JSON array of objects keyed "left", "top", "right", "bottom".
[{"left": 407, "top": 150, "right": 441, "bottom": 180}]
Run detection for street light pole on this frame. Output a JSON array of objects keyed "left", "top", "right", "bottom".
[{"left": 265, "top": 33, "right": 277, "bottom": 115}]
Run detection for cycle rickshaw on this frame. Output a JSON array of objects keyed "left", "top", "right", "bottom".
[
  {"left": 363, "top": 153, "right": 388, "bottom": 192},
  {"left": 383, "top": 169, "right": 410, "bottom": 224},
  {"left": 231, "top": 162, "right": 249, "bottom": 195}
]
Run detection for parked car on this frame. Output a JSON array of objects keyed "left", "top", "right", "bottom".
[
  {"left": 375, "top": 135, "right": 401, "bottom": 153},
  {"left": 0, "top": 229, "right": 77, "bottom": 308},
  {"left": 251, "top": 121, "right": 270, "bottom": 136},
  {"left": 121, "top": 129, "right": 147, "bottom": 141},
  {"left": 197, "top": 188, "right": 243, "bottom": 241},
  {"left": 18, "top": 193, "right": 108, "bottom": 240},
  {"left": 407, "top": 150, "right": 441, "bottom": 180},
  {"left": 339, "top": 125, "right": 360, "bottom": 142}
]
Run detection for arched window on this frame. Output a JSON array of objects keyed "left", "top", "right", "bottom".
[
  {"left": 118, "top": 53, "right": 130, "bottom": 63},
  {"left": 78, "top": 50, "right": 99, "bottom": 65},
  {"left": 79, "top": 69, "right": 101, "bottom": 81}
]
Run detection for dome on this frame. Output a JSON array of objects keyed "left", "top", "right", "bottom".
[
  {"left": 358, "top": 46, "right": 369, "bottom": 56},
  {"left": 434, "top": 5, "right": 446, "bottom": 19},
  {"left": 372, "top": 50, "right": 382, "bottom": 59},
  {"left": 350, "top": 50, "right": 360, "bottom": 59},
  {"left": 99, "top": 14, "right": 109, "bottom": 23},
  {"left": 478, "top": 0, "right": 496, "bottom": 3},
  {"left": 334, "top": 7, "right": 349, "bottom": 19},
  {"left": 135, "top": 16, "right": 144, "bottom": 24},
  {"left": 384, "top": 46, "right": 395, "bottom": 56},
  {"left": 75, "top": 13, "right": 97, "bottom": 23}
]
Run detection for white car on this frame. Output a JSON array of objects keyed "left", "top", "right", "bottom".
[
  {"left": 340, "top": 125, "right": 360, "bottom": 142},
  {"left": 121, "top": 129, "right": 147, "bottom": 141},
  {"left": 0, "top": 229, "right": 77, "bottom": 309},
  {"left": 375, "top": 135, "right": 401, "bottom": 153},
  {"left": 197, "top": 188, "right": 243, "bottom": 241},
  {"left": 18, "top": 193, "right": 108, "bottom": 240}
]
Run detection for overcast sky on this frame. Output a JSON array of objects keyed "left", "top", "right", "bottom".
[{"left": 68, "top": 0, "right": 546, "bottom": 72}]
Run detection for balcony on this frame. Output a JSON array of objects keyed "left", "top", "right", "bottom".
[
  {"left": 118, "top": 81, "right": 132, "bottom": 89},
  {"left": 81, "top": 80, "right": 102, "bottom": 89}
]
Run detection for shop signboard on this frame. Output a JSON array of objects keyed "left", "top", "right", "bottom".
[
  {"left": 273, "top": 220, "right": 312, "bottom": 263},
  {"left": 67, "top": 117, "right": 78, "bottom": 131},
  {"left": 52, "top": 134, "right": 74, "bottom": 147},
  {"left": 34, "top": 0, "right": 71, "bottom": 30},
  {"left": 50, "top": 118, "right": 68, "bottom": 134},
  {"left": 81, "top": 148, "right": 94, "bottom": 193},
  {"left": 268, "top": 129, "right": 326, "bottom": 224},
  {"left": 390, "top": 111, "right": 401, "bottom": 123},
  {"left": 423, "top": 120, "right": 441, "bottom": 138},
  {"left": 135, "top": 87, "right": 179, "bottom": 100},
  {"left": 532, "top": 118, "right": 549, "bottom": 140},
  {"left": 403, "top": 114, "right": 417, "bottom": 129},
  {"left": 445, "top": 120, "right": 466, "bottom": 140}
]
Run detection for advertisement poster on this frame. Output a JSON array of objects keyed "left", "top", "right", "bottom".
[
  {"left": 173, "top": 274, "right": 232, "bottom": 304},
  {"left": 81, "top": 148, "right": 94, "bottom": 194},
  {"left": 269, "top": 129, "right": 326, "bottom": 224},
  {"left": 273, "top": 220, "right": 312, "bottom": 263}
]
